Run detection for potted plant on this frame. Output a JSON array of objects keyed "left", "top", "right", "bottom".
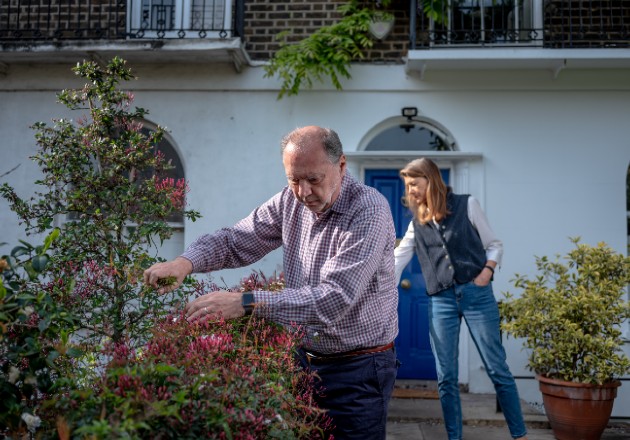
[
  {"left": 368, "top": 0, "right": 395, "bottom": 40},
  {"left": 499, "top": 237, "right": 630, "bottom": 440}
]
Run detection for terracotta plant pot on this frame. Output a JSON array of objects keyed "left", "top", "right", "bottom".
[{"left": 537, "top": 374, "right": 621, "bottom": 440}]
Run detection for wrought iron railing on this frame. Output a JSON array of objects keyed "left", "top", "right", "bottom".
[
  {"left": 0, "top": 0, "right": 244, "bottom": 41},
  {"left": 410, "top": 0, "right": 630, "bottom": 49}
]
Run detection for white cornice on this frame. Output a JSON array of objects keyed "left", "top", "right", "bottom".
[{"left": 406, "top": 48, "right": 630, "bottom": 79}]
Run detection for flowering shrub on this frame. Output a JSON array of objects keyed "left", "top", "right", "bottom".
[
  {"left": 47, "top": 273, "right": 332, "bottom": 439},
  {"left": 0, "top": 57, "right": 201, "bottom": 350},
  {"left": 1, "top": 59, "right": 331, "bottom": 438}
]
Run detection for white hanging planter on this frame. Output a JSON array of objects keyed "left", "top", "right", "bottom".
[{"left": 369, "top": 13, "right": 395, "bottom": 40}]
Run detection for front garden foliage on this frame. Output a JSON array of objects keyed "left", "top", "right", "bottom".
[{"left": 0, "top": 58, "right": 330, "bottom": 439}]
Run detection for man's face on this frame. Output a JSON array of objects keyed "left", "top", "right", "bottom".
[{"left": 283, "top": 142, "right": 346, "bottom": 214}]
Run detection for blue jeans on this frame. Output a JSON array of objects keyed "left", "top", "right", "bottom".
[
  {"left": 296, "top": 347, "right": 398, "bottom": 440},
  {"left": 428, "top": 282, "right": 527, "bottom": 440}
]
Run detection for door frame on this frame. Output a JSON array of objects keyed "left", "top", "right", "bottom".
[{"left": 346, "top": 151, "right": 484, "bottom": 385}]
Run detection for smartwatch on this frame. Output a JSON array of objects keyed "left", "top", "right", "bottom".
[{"left": 242, "top": 292, "right": 256, "bottom": 315}]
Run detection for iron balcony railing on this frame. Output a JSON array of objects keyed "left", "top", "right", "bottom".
[
  {"left": 2, "top": 0, "right": 628, "bottom": 50},
  {"left": 410, "top": 0, "right": 630, "bottom": 49},
  {"left": 0, "top": 0, "right": 244, "bottom": 41}
]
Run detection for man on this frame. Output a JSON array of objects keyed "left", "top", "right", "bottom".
[{"left": 144, "top": 126, "right": 399, "bottom": 439}]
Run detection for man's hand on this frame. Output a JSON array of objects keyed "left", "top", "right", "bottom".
[
  {"left": 185, "top": 291, "right": 245, "bottom": 321},
  {"left": 143, "top": 257, "right": 193, "bottom": 294}
]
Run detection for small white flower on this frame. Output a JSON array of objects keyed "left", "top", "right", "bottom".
[
  {"left": 8, "top": 366, "right": 20, "bottom": 384},
  {"left": 21, "top": 413, "right": 41, "bottom": 433}
]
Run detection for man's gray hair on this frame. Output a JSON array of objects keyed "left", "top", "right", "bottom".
[{"left": 281, "top": 126, "right": 343, "bottom": 163}]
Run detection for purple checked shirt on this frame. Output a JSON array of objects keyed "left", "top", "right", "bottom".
[{"left": 181, "top": 173, "right": 399, "bottom": 354}]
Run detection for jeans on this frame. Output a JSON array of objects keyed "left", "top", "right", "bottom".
[
  {"left": 428, "top": 281, "right": 527, "bottom": 440},
  {"left": 296, "top": 346, "right": 398, "bottom": 440}
]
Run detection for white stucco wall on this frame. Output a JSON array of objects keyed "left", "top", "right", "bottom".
[{"left": 1, "top": 61, "right": 629, "bottom": 417}]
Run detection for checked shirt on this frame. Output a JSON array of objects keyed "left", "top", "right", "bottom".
[{"left": 181, "top": 173, "right": 399, "bottom": 354}]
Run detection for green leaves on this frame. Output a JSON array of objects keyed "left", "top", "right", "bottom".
[
  {"left": 1, "top": 58, "right": 202, "bottom": 436},
  {"left": 264, "top": 1, "right": 378, "bottom": 99},
  {"left": 263, "top": 0, "right": 452, "bottom": 98},
  {"left": 500, "top": 238, "right": 630, "bottom": 385}
]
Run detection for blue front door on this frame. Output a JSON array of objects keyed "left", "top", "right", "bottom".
[{"left": 365, "top": 168, "right": 449, "bottom": 380}]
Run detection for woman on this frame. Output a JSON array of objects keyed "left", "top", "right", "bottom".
[{"left": 394, "top": 158, "right": 528, "bottom": 440}]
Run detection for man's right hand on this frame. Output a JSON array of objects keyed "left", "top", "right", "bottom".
[{"left": 143, "top": 256, "right": 193, "bottom": 294}]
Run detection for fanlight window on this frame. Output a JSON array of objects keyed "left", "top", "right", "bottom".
[{"left": 365, "top": 121, "right": 453, "bottom": 151}]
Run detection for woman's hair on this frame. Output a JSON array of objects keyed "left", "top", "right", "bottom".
[{"left": 400, "top": 158, "right": 449, "bottom": 224}]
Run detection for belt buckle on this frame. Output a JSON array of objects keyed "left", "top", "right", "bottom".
[{"left": 303, "top": 350, "right": 319, "bottom": 364}]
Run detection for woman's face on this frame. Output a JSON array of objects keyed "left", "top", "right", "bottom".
[{"left": 404, "top": 176, "right": 428, "bottom": 205}]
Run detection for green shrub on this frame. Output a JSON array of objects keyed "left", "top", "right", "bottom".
[
  {"left": 0, "top": 231, "right": 80, "bottom": 437},
  {"left": 500, "top": 237, "right": 630, "bottom": 385},
  {"left": 1, "top": 59, "right": 330, "bottom": 439}
]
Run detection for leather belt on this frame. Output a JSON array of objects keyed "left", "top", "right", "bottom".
[{"left": 303, "top": 341, "right": 394, "bottom": 365}]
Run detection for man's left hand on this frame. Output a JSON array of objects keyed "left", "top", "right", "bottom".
[{"left": 185, "top": 290, "right": 245, "bottom": 321}]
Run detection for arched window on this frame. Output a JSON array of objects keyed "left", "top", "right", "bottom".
[
  {"left": 139, "top": 123, "right": 186, "bottom": 260},
  {"left": 139, "top": 126, "right": 185, "bottom": 224},
  {"left": 364, "top": 119, "right": 454, "bottom": 151},
  {"left": 63, "top": 121, "right": 186, "bottom": 260}
]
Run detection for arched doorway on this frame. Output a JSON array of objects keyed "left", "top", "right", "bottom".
[{"left": 347, "top": 112, "right": 482, "bottom": 380}]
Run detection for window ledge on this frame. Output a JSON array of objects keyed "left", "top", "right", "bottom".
[{"left": 0, "top": 38, "right": 249, "bottom": 72}]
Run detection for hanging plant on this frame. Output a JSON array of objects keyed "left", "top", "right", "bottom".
[{"left": 264, "top": 0, "right": 448, "bottom": 98}]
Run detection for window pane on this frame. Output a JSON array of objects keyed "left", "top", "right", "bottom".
[{"left": 141, "top": 0, "right": 176, "bottom": 30}]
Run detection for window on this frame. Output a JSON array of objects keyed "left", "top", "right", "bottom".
[
  {"left": 365, "top": 120, "right": 454, "bottom": 151},
  {"left": 64, "top": 123, "right": 186, "bottom": 261},
  {"left": 137, "top": 125, "right": 186, "bottom": 261},
  {"left": 129, "top": 0, "right": 230, "bottom": 38},
  {"left": 138, "top": 126, "right": 185, "bottom": 224},
  {"left": 422, "top": 0, "right": 540, "bottom": 46}
]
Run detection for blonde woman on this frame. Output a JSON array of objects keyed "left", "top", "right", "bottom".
[{"left": 394, "top": 158, "right": 528, "bottom": 440}]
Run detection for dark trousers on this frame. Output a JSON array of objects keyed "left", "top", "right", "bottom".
[{"left": 296, "top": 347, "right": 398, "bottom": 440}]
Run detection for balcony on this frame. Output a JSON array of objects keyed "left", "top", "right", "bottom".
[
  {"left": 407, "top": 0, "right": 630, "bottom": 78},
  {"left": 0, "top": 0, "right": 247, "bottom": 70}
]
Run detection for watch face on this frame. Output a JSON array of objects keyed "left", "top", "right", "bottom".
[{"left": 242, "top": 292, "right": 256, "bottom": 315}]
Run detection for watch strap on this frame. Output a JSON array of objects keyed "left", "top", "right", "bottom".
[{"left": 242, "top": 292, "right": 255, "bottom": 315}]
